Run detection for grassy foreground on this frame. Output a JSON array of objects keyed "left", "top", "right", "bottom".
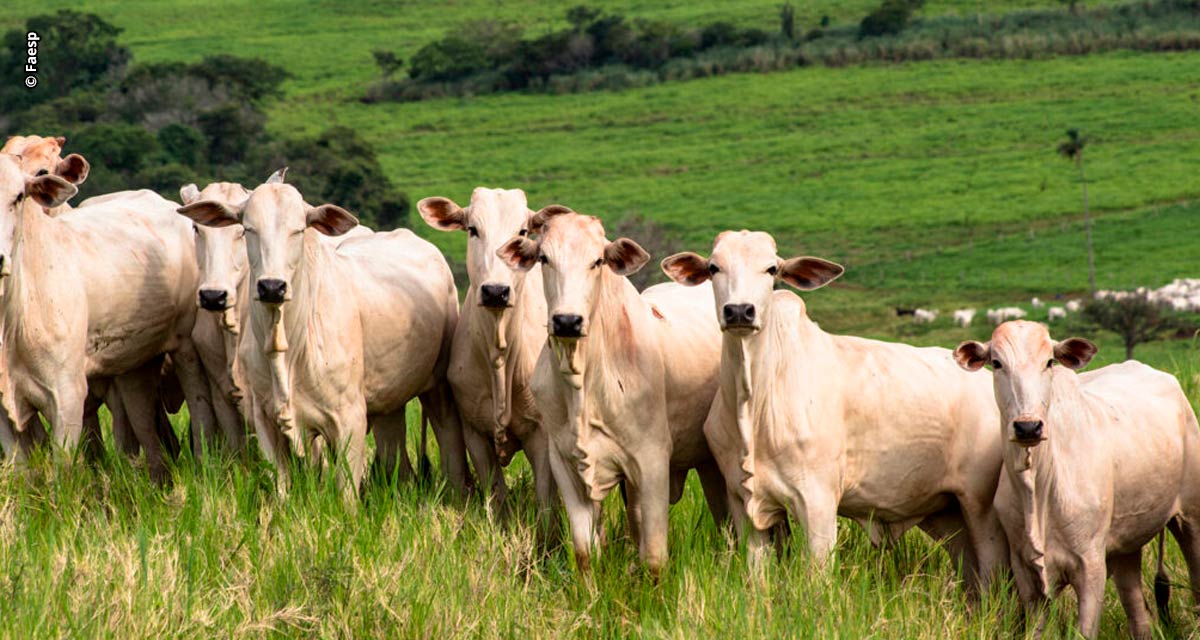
[{"left": 1, "top": 356, "right": 1198, "bottom": 639}]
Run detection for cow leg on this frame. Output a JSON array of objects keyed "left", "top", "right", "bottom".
[
  {"left": 958, "top": 494, "right": 1008, "bottom": 594},
  {"left": 333, "top": 407, "right": 368, "bottom": 506},
  {"left": 788, "top": 484, "right": 839, "bottom": 563},
  {"left": 549, "top": 444, "right": 600, "bottom": 572},
  {"left": 1112, "top": 550, "right": 1153, "bottom": 640},
  {"left": 105, "top": 385, "right": 141, "bottom": 458},
  {"left": 1167, "top": 517, "right": 1200, "bottom": 607},
  {"left": 210, "top": 376, "right": 244, "bottom": 454},
  {"left": 621, "top": 479, "right": 642, "bottom": 544},
  {"left": 523, "top": 429, "right": 559, "bottom": 548},
  {"left": 47, "top": 372, "right": 88, "bottom": 458},
  {"left": 251, "top": 397, "right": 291, "bottom": 496},
  {"left": 1072, "top": 554, "right": 1108, "bottom": 640},
  {"left": 418, "top": 386, "right": 469, "bottom": 494},
  {"left": 462, "top": 424, "right": 506, "bottom": 515},
  {"left": 169, "top": 339, "right": 218, "bottom": 457},
  {"left": 917, "top": 508, "right": 980, "bottom": 594},
  {"left": 633, "top": 452, "right": 672, "bottom": 578},
  {"left": 371, "top": 410, "right": 414, "bottom": 484},
  {"left": 112, "top": 365, "right": 171, "bottom": 486},
  {"left": 696, "top": 460, "right": 730, "bottom": 528}
]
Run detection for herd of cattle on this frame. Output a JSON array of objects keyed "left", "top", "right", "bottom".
[{"left": 3, "top": 135, "right": 1199, "bottom": 638}]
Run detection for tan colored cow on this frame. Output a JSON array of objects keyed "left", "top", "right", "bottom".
[
  {"left": 662, "top": 231, "right": 1007, "bottom": 590},
  {"left": 955, "top": 321, "right": 1200, "bottom": 639},
  {"left": 179, "top": 183, "right": 467, "bottom": 500},
  {"left": 498, "top": 206, "right": 726, "bottom": 575},
  {"left": 419, "top": 188, "right": 556, "bottom": 531},
  {"left": 0, "top": 153, "right": 216, "bottom": 482}
]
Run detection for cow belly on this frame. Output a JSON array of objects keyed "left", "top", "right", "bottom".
[
  {"left": 838, "top": 442, "right": 954, "bottom": 520},
  {"left": 85, "top": 316, "right": 175, "bottom": 376}
]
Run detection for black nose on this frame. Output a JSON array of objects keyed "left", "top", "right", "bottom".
[
  {"left": 256, "top": 278, "right": 287, "bottom": 304},
  {"left": 551, "top": 314, "right": 584, "bottom": 338},
  {"left": 479, "top": 284, "right": 511, "bottom": 308},
  {"left": 1013, "top": 420, "right": 1044, "bottom": 442},
  {"left": 723, "top": 303, "right": 756, "bottom": 327},
  {"left": 198, "top": 289, "right": 229, "bottom": 311}
]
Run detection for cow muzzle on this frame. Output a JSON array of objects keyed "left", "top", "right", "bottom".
[
  {"left": 198, "top": 288, "right": 230, "bottom": 311},
  {"left": 479, "top": 283, "right": 511, "bottom": 309},
  {"left": 1012, "top": 419, "right": 1045, "bottom": 446},
  {"left": 256, "top": 278, "right": 288, "bottom": 304},
  {"left": 551, "top": 313, "right": 585, "bottom": 338},
  {"left": 722, "top": 303, "right": 757, "bottom": 331}
]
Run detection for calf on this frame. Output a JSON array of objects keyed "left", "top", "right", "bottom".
[
  {"left": 420, "top": 189, "right": 557, "bottom": 533},
  {"left": 955, "top": 321, "right": 1200, "bottom": 639},
  {"left": 498, "top": 206, "right": 726, "bottom": 575},
  {"left": 662, "top": 231, "right": 1007, "bottom": 591},
  {"left": 179, "top": 183, "right": 467, "bottom": 500}
]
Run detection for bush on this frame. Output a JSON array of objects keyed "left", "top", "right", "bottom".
[
  {"left": 409, "top": 37, "right": 489, "bottom": 82},
  {"left": 860, "top": 0, "right": 926, "bottom": 38}
]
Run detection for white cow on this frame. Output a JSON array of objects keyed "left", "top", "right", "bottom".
[
  {"left": 662, "top": 231, "right": 1007, "bottom": 592},
  {"left": 1066, "top": 299, "right": 1083, "bottom": 313},
  {"left": 953, "top": 308, "right": 976, "bottom": 328},
  {"left": 1047, "top": 306, "right": 1067, "bottom": 322},
  {"left": 1031, "top": 297, "right": 1044, "bottom": 308},
  {"left": 179, "top": 183, "right": 467, "bottom": 500},
  {"left": 956, "top": 321, "right": 1200, "bottom": 639},
  {"left": 0, "top": 154, "right": 216, "bottom": 481},
  {"left": 419, "top": 189, "right": 557, "bottom": 534},
  {"left": 913, "top": 308, "right": 938, "bottom": 324},
  {"left": 498, "top": 206, "right": 726, "bottom": 576}
]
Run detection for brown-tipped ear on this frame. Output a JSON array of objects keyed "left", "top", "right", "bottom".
[
  {"left": 604, "top": 237, "right": 650, "bottom": 276},
  {"left": 54, "top": 153, "right": 89, "bottom": 185},
  {"left": 306, "top": 204, "right": 358, "bottom": 236},
  {"left": 24, "top": 174, "right": 77, "bottom": 208},
  {"left": 778, "top": 256, "right": 844, "bottom": 291},
  {"left": 417, "top": 196, "right": 466, "bottom": 231},
  {"left": 179, "top": 184, "right": 201, "bottom": 205},
  {"left": 529, "top": 204, "right": 574, "bottom": 235},
  {"left": 661, "top": 252, "right": 710, "bottom": 286},
  {"left": 177, "top": 200, "right": 241, "bottom": 228},
  {"left": 954, "top": 341, "right": 990, "bottom": 372},
  {"left": 55, "top": 136, "right": 66, "bottom": 147},
  {"left": 1053, "top": 338, "right": 1097, "bottom": 370},
  {"left": 266, "top": 167, "right": 287, "bottom": 184},
  {"left": 497, "top": 236, "right": 539, "bottom": 272}
]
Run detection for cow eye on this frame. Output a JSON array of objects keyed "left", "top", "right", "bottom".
[
  {"left": 192, "top": 224, "right": 200, "bottom": 234},
  {"left": 708, "top": 263, "right": 720, "bottom": 274},
  {"left": 991, "top": 360, "right": 1003, "bottom": 370},
  {"left": 467, "top": 226, "right": 479, "bottom": 238},
  {"left": 538, "top": 255, "right": 548, "bottom": 265},
  {"left": 35, "top": 169, "right": 49, "bottom": 177},
  {"left": 591, "top": 258, "right": 603, "bottom": 269},
  {"left": 766, "top": 265, "right": 778, "bottom": 276},
  {"left": 518, "top": 229, "right": 528, "bottom": 237},
  {"left": 1046, "top": 359, "right": 1055, "bottom": 369}
]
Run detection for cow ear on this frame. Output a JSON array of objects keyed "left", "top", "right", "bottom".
[
  {"left": 54, "top": 153, "right": 89, "bottom": 185},
  {"left": 178, "top": 200, "right": 241, "bottom": 227},
  {"left": 954, "top": 341, "right": 991, "bottom": 372},
  {"left": 529, "top": 204, "right": 573, "bottom": 235},
  {"left": 266, "top": 166, "right": 287, "bottom": 184},
  {"left": 55, "top": 136, "right": 66, "bottom": 147},
  {"left": 497, "top": 236, "right": 539, "bottom": 272},
  {"left": 778, "top": 256, "right": 844, "bottom": 291},
  {"left": 1053, "top": 338, "right": 1097, "bottom": 370},
  {"left": 417, "top": 196, "right": 466, "bottom": 231},
  {"left": 24, "top": 174, "right": 77, "bottom": 208},
  {"left": 661, "top": 252, "right": 711, "bottom": 286},
  {"left": 306, "top": 204, "right": 358, "bottom": 236},
  {"left": 179, "top": 184, "right": 201, "bottom": 205},
  {"left": 605, "top": 237, "right": 650, "bottom": 276}
]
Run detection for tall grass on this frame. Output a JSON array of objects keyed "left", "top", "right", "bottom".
[{"left": 3, "top": 396, "right": 1200, "bottom": 637}]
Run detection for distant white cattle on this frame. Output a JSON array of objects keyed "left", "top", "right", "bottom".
[
  {"left": 953, "top": 308, "right": 976, "bottom": 328},
  {"left": 1030, "top": 297, "right": 1043, "bottom": 308},
  {"left": 1066, "top": 299, "right": 1083, "bottom": 313},
  {"left": 1047, "top": 306, "right": 1067, "bottom": 322},
  {"left": 913, "top": 308, "right": 938, "bottom": 324}
]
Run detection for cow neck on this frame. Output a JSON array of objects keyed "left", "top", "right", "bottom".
[
  {"left": 5, "top": 199, "right": 70, "bottom": 345},
  {"left": 471, "top": 268, "right": 542, "bottom": 448},
  {"left": 727, "top": 294, "right": 833, "bottom": 524},
  {"left": 551, "top": 267, "right": 640, "bottom": 502},
  {"left": 250, "top": 230, "right": 328, "bottom": 434},
  {"left": 1006, "top": 368, "right": 1091, "bottom": 595}
]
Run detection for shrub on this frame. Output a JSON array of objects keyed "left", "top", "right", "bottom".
[
  {"left": 860, "top": 0, "right": 926, "bottom": 38},
  {"left": 408, "top": 37, "right": 489, "bottom": 82}
]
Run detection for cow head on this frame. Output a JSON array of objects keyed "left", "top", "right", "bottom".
[
  {"left": 497, "top": 205, "right": 648, "bottom": 339},
  {"left": 0, "top": 153, "right": 78, "bottom": 277},
  {"left": 662, "top": 230, "right": 843, "bottom": 334},
  {"left": 179, "top": 181, "right": 251, "bottom": 312},
  {"left": 1, "top": 135, "right": 65, "bottom": 177},
  {"left": 420, "top": 188, "right": 534, "bottom": 309},
  {"left": 178, "top": 183, "right": 357, "bottom": 307},
  {"left": 954, "top": 320, "right": 1096, "bottom": 447}
]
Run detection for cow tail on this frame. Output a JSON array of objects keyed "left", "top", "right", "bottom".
[{"left": 1155, "top": 529, "right": 1171, "bottom": 624}]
